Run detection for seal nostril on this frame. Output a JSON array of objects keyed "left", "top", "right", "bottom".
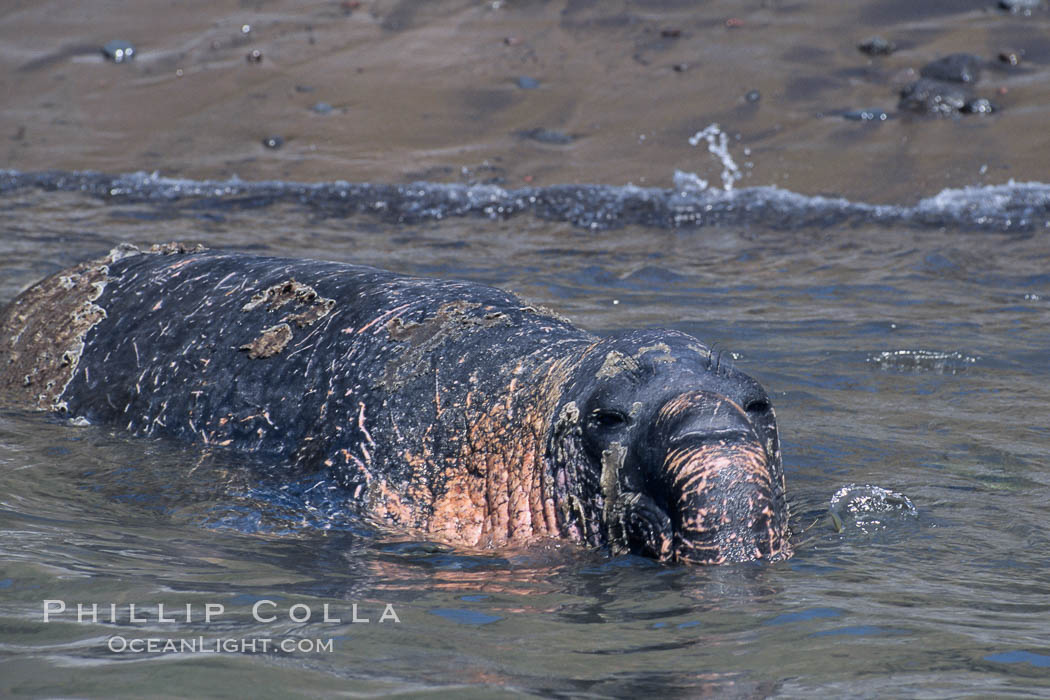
[
  {"left": 744, "top": 399, "right": 771, "bottom": 414},
  {"left": 672, "top": 428, "right": 752, "bottom": 446}
]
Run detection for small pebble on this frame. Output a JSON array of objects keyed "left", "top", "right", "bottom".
[
  {"left": 247, "top": 49, "right": 263, "bottom": 63},
  {"left": 661, "top": 28, "right": 682, "bottom": 39},
  {"left": 745, "top": 89, "right": 761, "bottom": 103},
  {"left": 920, "top": 53, "right": 982, "bottom": 83},
  {"left": 899, "top": 78, "right": 972, "bottom": 116},
  {"left": 519, "top": 128, "right": 573, "bottom": 144},
  {"left": 516, "top": 76, "right": 540, "bottom": 89},
  {"left": 858, "top": 36, "right": 896, "bottom": 56},
  {"left": 672, "top": 63, "right": 689, "bottom": 72},
  {"left": 311, "top": 102, "right": 334, "bottom": 114},
  {"left": 844, "top": 109, "right": 888, "bottom": 121},
  {"left": 262, "top": 136, "right": 284, "bottom": 149},
  {"left": 241, "top": 24, "right": 251, "bottom": 35},
  {"left": 962, "top": 98, "right": 996, "bottom": 114},
  {"left": 998, "top": 49, "right": 1023, "bottom": 65},
  {"left": 101, "top": 40, "right": 135, "bottom": 63}
]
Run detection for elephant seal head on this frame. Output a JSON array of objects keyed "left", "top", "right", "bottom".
[{"left": 550, "top": 329, "right": 790, "bottom": 564}]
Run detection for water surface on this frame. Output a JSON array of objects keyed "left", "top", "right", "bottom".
[
  {"left": 2, "top": 0, "right": 1050, "bottom": 697},
  {"left": 2, "top": 184, "right": 1048, "bottom": 697}
]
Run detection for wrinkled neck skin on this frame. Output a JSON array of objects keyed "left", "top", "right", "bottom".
[{"left": 546, "top": 330, "right": 791, "bottom": 565}]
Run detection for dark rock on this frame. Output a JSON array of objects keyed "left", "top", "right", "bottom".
[
  {"left": 672, "top": 63, "right": 689, "bottom": 72},
  {"left": 518, "top": 128, "right": 573, "bottom": 144},
  {"left": 999, "top": 0, "right": 1042, "bottom": 13},
  {"left": 516, "top": 76, "right": 540, "bottom": 90},
  {"left": 661, "top": 28, "right": 682, "bottom": 39},
  {"left": 919, "top": 53, "right": 982, "bottom": 83},
  {"left": 998, "top": 49, "right": 1024, "bottom": 65},
  {"left": 858, "top": 36, "right": 896, "bottom": 56},
  {"left": 101, "top": 40, "right": 135, "bottom": 63},
  {"left": 962, "top": 98, "right": 996, "bottom": 114},
  {"left": 899, "top": 78, "right": 972, "bottom": 116},
  {"left": 246, "top": 49, "right": 263, "bottom": 64},
  {"left": 295, "top": 85, "right": 315, "bottom": 93},
  {"left": 262, "top": 136, "right": 284, "bottom": 149},
  {"left": 843, "top": 109, "right": 889, "bottom": 121},
  {"left": 745, "top": 89, "right": 761, "bottom": 103}
]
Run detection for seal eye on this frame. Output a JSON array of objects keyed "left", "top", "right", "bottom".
[{"left": 591, "top": 409, "right": 629, "bottom": 431}]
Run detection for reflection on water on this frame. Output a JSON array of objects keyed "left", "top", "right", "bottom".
[{"left": 1, "top": 181, "right": 1048, "bottom": 696}]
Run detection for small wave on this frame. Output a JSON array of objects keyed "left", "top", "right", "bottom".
[
  {"left": 2, "top": 168, "right": 1049, "bottom": 232},
  {"left": 867, "top": 350, "right": 979, "bottom": 374}
]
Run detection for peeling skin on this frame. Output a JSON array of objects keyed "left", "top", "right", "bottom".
[
  {"left": 634, "top": 342, "right": 673, "bottom": 361},
  {"left": 0, "top": 246, "right": 791, "bottom": 565},
  {"left": 599, "top": 441, "right": 627, "bottom": 548},
  {"left": 595, "top": 350, "right": 639, "bottom": 379},
  {"left": 0, "top": 242, "right": 200, "bottom": 411},
  {"left": 0, "top": 267, "right": 110, "bottom": 411},
  {"left": 240, "top": 278, "right": 335, "bottom": 328},
  {"left": 240, "top": 323, "right": 293, "bottom": 359},
  {"left": 238, "top": 279, "right": 335, "bottom": 358}
]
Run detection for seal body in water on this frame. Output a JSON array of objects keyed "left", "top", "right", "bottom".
[{"left": 0, "top": 244, "right": 791, "bottom": 564}]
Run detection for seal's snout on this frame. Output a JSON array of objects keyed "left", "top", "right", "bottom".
[
  {"left": 663, "top": 440, "right": 790, "bottom": 564},
  {"left": 647, "top": 390, "right": 791, "bottom": 564}
]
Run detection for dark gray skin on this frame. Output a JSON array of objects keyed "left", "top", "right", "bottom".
[{"left": 0, "top": 244, "right": 791, "bottom": 564}]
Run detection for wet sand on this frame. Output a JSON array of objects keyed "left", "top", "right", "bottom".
[{"left": 2, "top": 0, "right": 1049, "bottom": 204}]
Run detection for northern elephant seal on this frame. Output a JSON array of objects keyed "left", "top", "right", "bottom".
[{"left": 0, "top": 244, "right": 791, "bottom": 564}]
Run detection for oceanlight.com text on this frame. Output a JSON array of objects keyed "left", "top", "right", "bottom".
[{"left": 107, "top": 636, "right": 336, "bottom": 654}]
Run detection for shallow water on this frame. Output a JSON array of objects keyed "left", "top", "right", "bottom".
[
  {"left": 3, "top": 0, "right": 1050, "bottom": 698},
  {"left": 2, "top": 186, "right": 1049, "bottom": 697}
]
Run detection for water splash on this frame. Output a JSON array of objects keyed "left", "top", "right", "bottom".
[
  {"left": 686, "top": 123, "right": 743, "bottom": 192},
  {"left": 829, "top": 484, "right": 918, "bottom": 535}
]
